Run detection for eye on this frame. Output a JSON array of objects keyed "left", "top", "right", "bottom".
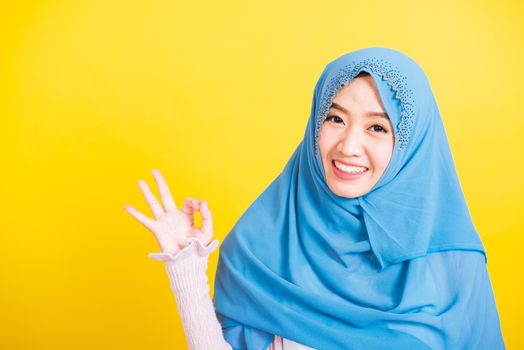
[
  {"left": 369, "top": 124, "right": 388, "bottom": 133},
  {"left": 324, "top": 115, "right": 344, "bottom": 124}
]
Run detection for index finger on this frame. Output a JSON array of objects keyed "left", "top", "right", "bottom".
[{"left": 151, "top": 169, "right": 178, "bottom": 212}]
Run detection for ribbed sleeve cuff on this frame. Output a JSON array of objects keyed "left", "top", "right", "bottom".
[{"left": 148, "top": 238, "right": 219, "bottom": 295}]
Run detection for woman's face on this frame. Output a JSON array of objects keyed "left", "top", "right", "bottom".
[{"left": 319, "top": 74, "right": 395, "bottom": 198}]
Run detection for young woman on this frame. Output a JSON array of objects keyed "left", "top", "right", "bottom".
[{"left": 125, "top": 47, "right": 505, "bottom": 349}]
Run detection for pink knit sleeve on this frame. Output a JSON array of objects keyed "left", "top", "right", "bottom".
[
  {"left": 148, "top": 239, "right": 281, "bottom": 350},
  {"left": 148, "top": 238, "right": 233, "bottom": 350}
]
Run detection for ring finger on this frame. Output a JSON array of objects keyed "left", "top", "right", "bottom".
[{"left": 138, "top": 179, "right": 165, "bottom": 219}]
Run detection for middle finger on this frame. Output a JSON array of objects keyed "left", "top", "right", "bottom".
[{"left": 152, "top": 169, "right": 178, "bottom": 212}]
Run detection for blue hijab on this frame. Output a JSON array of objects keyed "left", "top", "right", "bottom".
[{"left": 213, "top": 48, "right": 504, "bottom": 349}]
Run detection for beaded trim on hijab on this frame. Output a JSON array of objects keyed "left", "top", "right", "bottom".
[{"left": 314, "top": 57, "right": 416, "bottom": 156}]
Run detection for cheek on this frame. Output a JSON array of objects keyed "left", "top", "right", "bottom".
[
  {"left": 373, "top": 139, "right": 394, "bottom": 171},
  {"left": 318, "top": 127, "right": 333, "bottom": 158},
  {"left": 318, "top": 127, "right": 337, "bottom": 156}
]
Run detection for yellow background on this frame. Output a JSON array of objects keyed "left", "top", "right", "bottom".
[{"left": 2, "top": 0, "right": 522, "bottom": 348}]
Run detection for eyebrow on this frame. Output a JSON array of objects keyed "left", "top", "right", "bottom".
[{"left": 330, "top": 102, "right": 389, "bottom": 119}]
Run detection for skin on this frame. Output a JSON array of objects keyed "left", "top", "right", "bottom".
[
  {"left": 318, "top": 73, "right": 395, "bottom": 198},
  {"left": 125, "top": 73, "right": 394, "bottom": 253},
  {"left": 124, "top": 169, "right": 214, "bottom": 255}
]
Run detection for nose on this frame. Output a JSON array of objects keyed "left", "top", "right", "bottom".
[{"left": 338, "top": 124, "right": 364, "bottom": 156}]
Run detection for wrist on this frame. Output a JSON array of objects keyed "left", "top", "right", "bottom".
[{"left": 158, "top": 240, "right": 185, "bottom": 255}]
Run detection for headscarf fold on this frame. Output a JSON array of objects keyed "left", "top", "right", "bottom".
[{"left": 213, "top": 48, "right": 503, "bottom": 350}]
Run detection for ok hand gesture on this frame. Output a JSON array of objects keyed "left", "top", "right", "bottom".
[{"left": 124, "top": 169, "right": 214, "bottom": 255}]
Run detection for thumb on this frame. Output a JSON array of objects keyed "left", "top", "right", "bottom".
[{"left": 199, "top": 199, "right": 214, "bottom": 240}]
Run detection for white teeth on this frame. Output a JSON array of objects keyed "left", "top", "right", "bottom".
[{"left": 334, "top": 161, "right": 368, "bottom": 173}]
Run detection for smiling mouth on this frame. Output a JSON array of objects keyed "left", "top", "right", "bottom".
[{"left": 332, "top": 160, "right": 368, "bottom": 174}]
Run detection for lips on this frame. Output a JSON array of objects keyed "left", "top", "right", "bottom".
[
  {"left": 331, "top": 160, "right": 368, "bottom": 180},
  {"left": 332, "top": 159, "right": 368, "bottom": 169}
]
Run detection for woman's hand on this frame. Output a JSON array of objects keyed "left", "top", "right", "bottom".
[{"left": 124, "top": 169, "right": 214, "bottom": 255}]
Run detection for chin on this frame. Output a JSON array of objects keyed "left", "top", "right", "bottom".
[
  {"left": 336, "top": 191, "right": 362, "bottom": 199},
  {"left": 328, "top": 182, "right": 365, "bottom": 198}
]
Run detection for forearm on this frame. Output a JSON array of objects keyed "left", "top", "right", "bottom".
[{"left": 149, "top": 239, "right": 232, "bottom": 350}]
